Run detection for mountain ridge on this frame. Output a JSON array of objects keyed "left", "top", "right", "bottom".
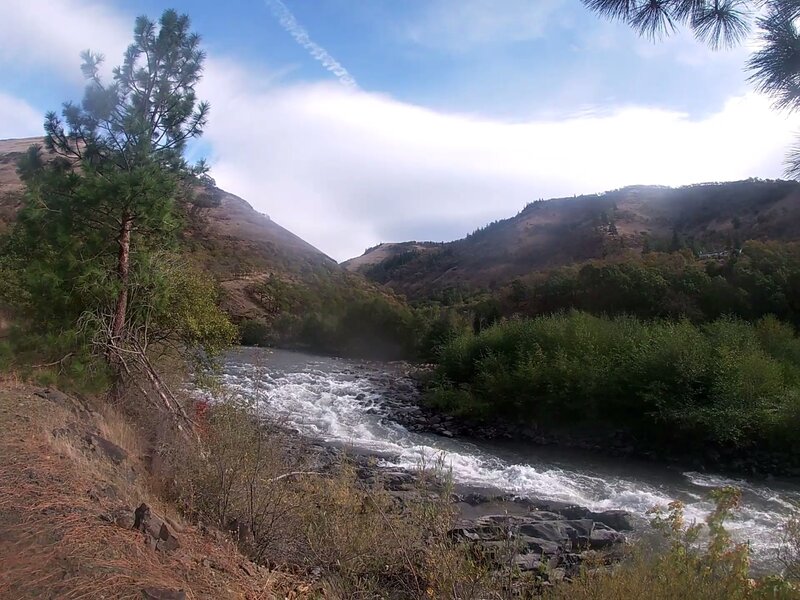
[{"left": 344, "top": 179, "right": 800, "bottom": 300}]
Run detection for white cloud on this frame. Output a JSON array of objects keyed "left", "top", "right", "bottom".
[
  {"left": 201, "top": 66, "right": 797, "bottom": 261},
  {"left": 0, "top": 0, "right": 796, "bottom": 263},
  {"left": 0, "top": 92, "right": 43, "bottom": 139},
  {"left": 0, "top": 0, "right": 129, "bottom": 80}
]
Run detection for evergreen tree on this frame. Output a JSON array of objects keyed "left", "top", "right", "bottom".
[
  {"left": 4, "top": 10, "right": 234, "bottom": 398},
  {"left": 42, "top": 9, "right": 209, "bottom": 348},
  {"left": 584, "top": 1, "right": 800, "bottom": 176}
]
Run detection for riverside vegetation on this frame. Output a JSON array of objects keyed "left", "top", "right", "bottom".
[
  {"left": 427, "top": 311, "right": 800, "bottom": 473},
  {"left": 0, "top": 6, "right": 799, "bottom": 599}
]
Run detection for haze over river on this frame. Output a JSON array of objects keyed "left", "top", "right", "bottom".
[{"left": 218, "top": 347, "right": 800, "bottom": 570}]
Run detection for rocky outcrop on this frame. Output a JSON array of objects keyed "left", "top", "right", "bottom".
[
  {"left": 134, "top": 503, "right": 181, "bottom": 552},
  {"left": 304, "top": 441, "right": 630, "bottom": 581},
  {"left": 448, "top": 491, "right": 629, "bottom": 577}
]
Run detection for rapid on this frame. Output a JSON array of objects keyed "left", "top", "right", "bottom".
[{"left": 217, "top": 347, "right": 800, "bottom": 569}]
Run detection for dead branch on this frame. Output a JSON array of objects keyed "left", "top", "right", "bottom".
[
  {"left": 78, "top": 309, "right": 197, "bottom": 439},
  {"left": 30, "top": 353, "right": 74, "bottom": 372}
]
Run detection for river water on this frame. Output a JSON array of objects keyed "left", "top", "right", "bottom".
[{"left": 218, "top": 347, "right": 799, "bottom": 569}]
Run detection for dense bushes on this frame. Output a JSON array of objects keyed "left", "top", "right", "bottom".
[{"left": 430, "top": 311, "right": 800, "bottom": 453}]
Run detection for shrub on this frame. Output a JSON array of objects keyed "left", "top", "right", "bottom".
[
  {"left": 429, "top": 312, "right": 800, "bottom": 455},
  {"left": 166, "top": 393, "right": 514, "bottom": 598},
  {"left": 239, "top": 319, "right": 271, "bottom": 347},
  {"left": 780, "top": 512, "right": 800, "bottom": 582},
  {"left": 545, "top": 488, "right": 800, "bottom": 600}
]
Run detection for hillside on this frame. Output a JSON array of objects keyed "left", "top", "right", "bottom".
[
  {"left": 0, "top": 137, "right": 331, "bottom": 315},
  {"left": 0, "top": 138, "right": 412, "bottom": 352},
  {"left": 0, "top": 381, "right": 309, "bottom": 598},
  {"left": 344, "top": 180, "right": 800, "bottom": 300}
]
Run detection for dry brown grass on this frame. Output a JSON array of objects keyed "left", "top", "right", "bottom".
[
  {"left": 0, "top": 368, "right": 23, "bottom": 386},
  {"left": 166, "top": 397, "right": 533, "bottom": 600},
  {"left": 0, "top": 383, "right": 311, "bottom": 600},
  {"left": 98, "top": 403, "right": 148, "bottom": 462}
]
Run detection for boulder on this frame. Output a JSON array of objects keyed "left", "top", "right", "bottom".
[
  {"left": 527, "top": 511, "right": 567, "bottom": 522},
  {"left": 513, "top": 553, "right": 544, "bottom": 572},
  {"left": 588, "top": 510, "right": 634, "bottom": 532},
  {"left": 516, "top": 536, "right": 562, "bottom": 555},
  {"left": 134, "top": 503, "right": 180, "bottom": 552},
  {"left": 517, "top": 521, "right": 571, "bottom": 545},
  {"left": 517, "top": 519, "right": 594, "bottom": 548},
  {"left": 87, "top": 434, "right": 128, "bottom": 465},
  {"left": 380, "top": 471, "right": 417, "bottom": 491},
  {"left": 588, "top": 527, "right": 625, "bottom": 549},
  {"left": 36, "top": 387, "right": 90, "bottom": 415}
]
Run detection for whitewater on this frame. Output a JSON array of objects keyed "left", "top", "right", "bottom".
[{"left": 217, "top": 347, "right": 799, "bottom": 570}]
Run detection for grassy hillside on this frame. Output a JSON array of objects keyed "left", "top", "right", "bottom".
[{"left": 345, "top": 180, "right": 800, "bottom": 301}]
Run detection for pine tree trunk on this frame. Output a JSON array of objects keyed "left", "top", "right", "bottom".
[
  {"left": 107, "top": 212, "right": 134, "bottom": 401},
  {"left": 107, "top": 212, "right": 133, "bottom": 402},
  {"left": 111, "top": 213, "right": 133, "bottom": 343}
]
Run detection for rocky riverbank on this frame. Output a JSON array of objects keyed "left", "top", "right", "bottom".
[
  {"left": 348, "top": 363, "right": 800, "bottom": 478},
  {"left": 297, "top": 436, "right": 632, "bottom": 582}
]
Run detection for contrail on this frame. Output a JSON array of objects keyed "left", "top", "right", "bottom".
[{"left": 264, "top": 0, "right": 359, "bottom": 89}]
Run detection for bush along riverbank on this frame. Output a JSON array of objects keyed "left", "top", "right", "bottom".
[{"left": 413, "top": 311, "right": 800, "bottom": 476}]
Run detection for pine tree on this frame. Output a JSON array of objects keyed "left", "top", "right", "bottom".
[
  {"left": 584, "top": 1, "right": 800, "bottom": 176},
  {"left": 5, "top": 11, "right": 235, "bottom": 404},
  {"left": 42, "top": 9, "right": 209, "bottom": 349}
]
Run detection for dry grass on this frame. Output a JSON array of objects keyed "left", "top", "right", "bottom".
[
  {"left": 98, "top": 403, "right": 148, "bottom": 462},
  {"left": 0, "top": 368, "right": 23, "bottom": 386},
  {"left": 0, "top": 383, "right": 310, "bottom": 600},
  {"left": 167, "top": 397, "right": 537, "bottom": 600}
]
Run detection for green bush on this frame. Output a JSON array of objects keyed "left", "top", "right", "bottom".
[
  {"left": 239, "top": 319, "right": 271, "bottom": 347},
  {"left": 430, "top": 311, "right": 800, "bottom": 454}
]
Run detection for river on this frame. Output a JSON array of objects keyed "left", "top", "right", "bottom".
[{"left": 217, "top": 347, "right": 799, "bottom": 570}]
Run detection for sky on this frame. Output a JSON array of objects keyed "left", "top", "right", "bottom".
[{"left": 0, "top": 0, "right": 797, "bottom": 261}]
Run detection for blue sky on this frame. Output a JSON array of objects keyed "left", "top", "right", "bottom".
[
  {"left": 0, "top": 0, "right": 796, "bottom": 260},
  {"left": 111, "top": 0, "right": 748, "bottom": 117}
]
